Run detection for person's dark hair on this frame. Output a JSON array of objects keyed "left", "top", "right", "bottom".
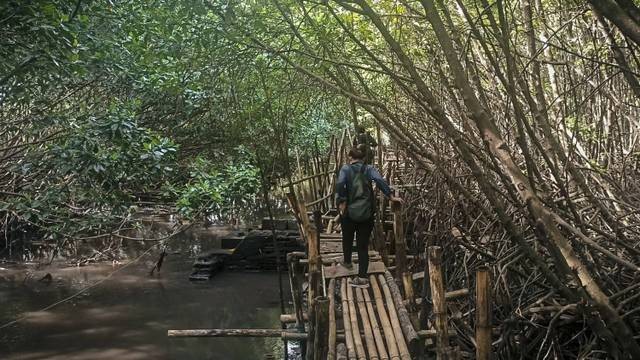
[
  {"left": 348, "top": 147, "right": 365, "bottom": 160},
  {"left": 355, "top": 125, "right": 365, "bottom": 133}
]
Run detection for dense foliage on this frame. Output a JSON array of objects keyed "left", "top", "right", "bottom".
[{"left": 1, "top": 0, "right": 347, "bottom": 248}]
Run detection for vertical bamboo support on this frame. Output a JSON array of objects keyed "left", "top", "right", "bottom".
[
  {"left": 428, "top": 246, "right": 449, "bottom": 359},
  {"left": 476, "top": 266, "right": 491, "bottom": 360},
  {"left": 392, "top": 200, "right": 407, "bottom": 282},
  {"left": 313, "top": 296, "right": 330, "bottom": 360},
  {"left": 328, "top": 279, "right": 337, "bottom": 360},
  {"left": 287, "top": 253, "right": 306, "bottom": 331},
  {"left": 298, "top": 201, "right": 319, "bottom": 308},
  {"left": 420, "top": 249, "right": 432, "bottom": 330},
  {"left": 402, "top": 272, "right": 415, "bottom": 307},
  {"left": 374, "top": 221, "right": 388, "bottom": 265}
]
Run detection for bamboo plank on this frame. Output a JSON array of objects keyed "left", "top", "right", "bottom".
[
  {"left": 378, "top": 274, "right": 412, "bottom": 360},
  {"left": 362, "top": 285, "right": 390, "bottom": 360},
  {"left": 370, "top": 275, "right": 400, "bottom": 360},
  {"left": 355, "top": 287, "right": 379, "bottom": 360},
  {"left": 328, "top": 279, "right": 337, "bottom": 360},
  {"left": 384, "top": 271, "right": 419, "bottom": 347},
  {"left": 347, "top": 279, "right": 367, "bottom": 360},
  {"left": 341, "top": 280, "right": 357, "bottom": 360}
]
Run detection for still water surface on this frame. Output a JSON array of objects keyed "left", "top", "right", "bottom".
[{"left": 0, "top": 227, "right": 285, "bottom": 359}]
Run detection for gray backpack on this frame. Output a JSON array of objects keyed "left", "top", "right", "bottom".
[{"left": 346, "top": 163, "right": 375, "bottom": 222}]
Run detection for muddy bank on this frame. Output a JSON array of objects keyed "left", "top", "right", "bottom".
[{"left": 0, "top": 227, "right": 287, "bottom": 359}]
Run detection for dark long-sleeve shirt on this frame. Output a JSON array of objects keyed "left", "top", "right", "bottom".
[{"left": 336, "top": 161, "right": 392, "bottom": 203}]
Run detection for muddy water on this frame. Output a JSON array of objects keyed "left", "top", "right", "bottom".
[{"left": 0, "top": 227, "right": 287, "bottom": 359}]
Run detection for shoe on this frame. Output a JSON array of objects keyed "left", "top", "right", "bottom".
[
  {"left": 340, "top": 262, "right": 353, "bottom": 270},
  {"left": 350, "top": 277, "right": 369, "bottom": 288}
]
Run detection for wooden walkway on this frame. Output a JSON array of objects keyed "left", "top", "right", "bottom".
[
  {"left": 167, "top": 129, "right": 494, "bottom": 359},
  {"left": 284, "top": 129, "right": 420, "bottom": 359}
]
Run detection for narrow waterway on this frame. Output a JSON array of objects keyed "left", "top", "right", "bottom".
[{"left": 0, "top": 227, "right": 287, "bottom": 359}]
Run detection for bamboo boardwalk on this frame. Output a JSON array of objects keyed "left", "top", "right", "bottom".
[
  {"left": 283, "top": 128, "right": 421, "bottom": 359},
  {"left": 167, "top": 129, "right": 491, "bottom": 359}
]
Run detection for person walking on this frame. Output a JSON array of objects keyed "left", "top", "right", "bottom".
[
  {"left": 353, "top": 125, "right": 378, "bottom": 164},
  {"left": 336, "top": 147, "right": 403, "bottom": 288}
]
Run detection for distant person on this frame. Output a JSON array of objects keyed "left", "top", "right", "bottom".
[
  {"left": 336, "top": 148, "right": 402, "bottom": 288},
  {"left": 354, "top": 125, "right": 377, "bottom": 164}
]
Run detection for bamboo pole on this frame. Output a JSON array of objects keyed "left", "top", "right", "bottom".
[
  {"left": 314, "top": 296, "right": 330, "bottom": 360},
  {"left": 168, "top": 329, "right": 305, "bottom": 338},
  {"left": 328, "top": 279, "right": 337, "bottom": 360},
  {"left": 370, "top": 275, "right": 400, "bottom": 360},
  {"left": 428, "top": 246, "right": 449, "bottom": 359},
  {"left": 402, "top": 271, "right": 415, "bottom": 307},
  {"left": 341, "top": 279, "right": 357, "bottom": 360},
  {"left": 383, "top": 271, "right": 419, "bottom": 348},
  {"left": 355, "top": 287, "right": 379, "bottom": 360},
  {"left": 391, "top": 201, "right": 407, "bottom": 281},
  {"left": 347, "top": 279, "right": 367, "bottom": 359},
  {"left": 476, "top": 266, "right": 491, "bottom": 360},
  {"left": 280, "top": 313, "right": 308, "bottom": 323},
  {"left": 362, "top": 284, "right": 390, "bottom": 360},
  {"left": 287, "top": 253, "right": 306, "bottom": 331},
  {"left": 378, "top": 274, "right": 412, "bottom": 360}
]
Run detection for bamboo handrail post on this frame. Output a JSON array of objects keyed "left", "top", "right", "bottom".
[
  {"left": 476, "top": 266, "right": 491, "bottom": 360},
  {"left": 391, "top": 200, "right": 407, "bottom": 283},
  {"left": 428, "top": 246, "right": 449, "bottom": 359},
  {"left": 313, "top": 296, "right": 330, "bottom": 360},
  {"left": 287, "top": 253, "right": 306, "bottom": 333}
]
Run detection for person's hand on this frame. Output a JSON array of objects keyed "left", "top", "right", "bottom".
[
  {"left": 338, "top": 202, "right": 347, "bottom": 215},
  {"left": 390, "top": 196, "right": 404, "bottom": 204}
]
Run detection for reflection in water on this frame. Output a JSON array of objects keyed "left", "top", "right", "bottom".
[{"left": 0, "top": 227, "right": 287, "bottom": 359}]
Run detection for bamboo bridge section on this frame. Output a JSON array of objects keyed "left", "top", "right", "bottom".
[
  {"left": 281, "top": 129, "right": 424, "bottom": 359},
  {"left": 168, "top": 129, "right": 493, "bottom": 360}
]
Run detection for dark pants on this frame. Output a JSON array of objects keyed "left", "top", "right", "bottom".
[{"left": 341, "top": 217, "right": 374, "bottom": 278}]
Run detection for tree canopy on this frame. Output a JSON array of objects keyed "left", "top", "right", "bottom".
[{"left": 3, "top": 0, "right": 640, "bottom": 357}]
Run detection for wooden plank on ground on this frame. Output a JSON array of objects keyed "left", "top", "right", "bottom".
[{"left": 324, "top": 262, "right": 386, "bottom": 279}]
